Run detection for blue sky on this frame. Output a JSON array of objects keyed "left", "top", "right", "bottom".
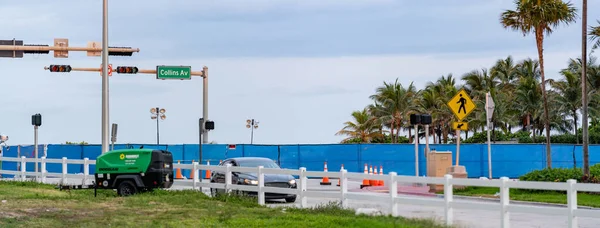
[{"left": 0, "top": 0, "right": 598, "bottom": 145}]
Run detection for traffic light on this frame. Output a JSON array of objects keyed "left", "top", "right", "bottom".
[
  {"left": 23, "top": 44, "right": 50, "bottom": 54},
  {"left": 116, "top": 66, "right": 138, "bottom": 74},
  {"left": 49, "top": 65, "right": 72, "bottom": 72},
  {"left": 420, "top": 114, "right": 432, "bottom": 125},
  {"left": 410, "top": 114, "right": 421, "bottom": 125},
  {"left": 205, "top": 120, "right": 215, "bottom": 130},
  {"left": 109, "top": 46, "right": 134, "bottom": 56},
  {"left": 31, "top": 113, "right": 42, "bottom": 126}
]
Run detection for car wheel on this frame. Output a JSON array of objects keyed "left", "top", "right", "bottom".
[
  {"left": 285, "top": 196, "right": 297, "bottom": 203},
  {"left": 117, "top": 180, "right": 138, "bottom": 197}
]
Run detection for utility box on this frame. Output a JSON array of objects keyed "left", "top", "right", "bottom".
[
  {"left": 426, "top": 150, "right": 452, "bottom": 192},
  {"left": 446, "top": 165, "right": 468, "bottom": 190}
]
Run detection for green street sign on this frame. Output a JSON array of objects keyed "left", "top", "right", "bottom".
[{"left": 156, "top": 65, "right": 192, "bottom": 80}]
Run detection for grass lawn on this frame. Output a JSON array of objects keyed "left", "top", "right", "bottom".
[
  {"left": 450, "top": 186, "right": 600, "bottom": 208},
  {"left": 0, "top": 181, "right": 452, "bottom": 228}
]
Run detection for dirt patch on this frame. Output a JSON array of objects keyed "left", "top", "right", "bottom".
[
  {"left": 25, "top": 188, "right": 69, "bottom": 197},
  {"left": 23, "top": 207, "right": 67, "bottom": 215},
  {"left": 0, "top": 211, "right": 25, "bottom": 218}
]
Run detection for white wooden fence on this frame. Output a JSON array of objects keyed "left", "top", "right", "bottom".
[{"left": 1, "top": 156, "right": 600, "bottom": 228}]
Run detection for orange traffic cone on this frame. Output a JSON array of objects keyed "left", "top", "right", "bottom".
[
  {"left": 373, "top": 167, "right": 380, "bottom": 186},
  {"left": 378, "top": 165, "right": 384, "bottom": 186},
  {"left": 189, "top": 160, "right": 195, "bottom": 179},
  {"left": 175, "top": 160, "right": 184, "bottom": 179},
  {"left": 337, "top": 164, "right": 344, "bottom": 186},
  {"left": 204, "top": 160, "right": 211, "bottom": 179},
  {"left": 320, "top": 162, "right": 331, "bottom": 185},
  {"left": 361, "top": 163, "right": 370, "bottom": 188},
  {"left": 369, "top": 165, "right": 376, "bottom": 186}
]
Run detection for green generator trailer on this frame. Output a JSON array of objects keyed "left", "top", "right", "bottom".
[{"left": 59, "top": 148, "right": 174, "bottom": 196}]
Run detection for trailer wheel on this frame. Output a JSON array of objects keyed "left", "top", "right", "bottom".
[{"left": 117, "top": 180, "right": 138, "bottom": 196}]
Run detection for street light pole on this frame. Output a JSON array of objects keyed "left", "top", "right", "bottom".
[
  {"left": 101, "top": 0, "right": 110, "bottom": 154},
  {"left": 202, "top": 66, "right": 209, "bottom": 144},
  {"left": 246, "top": 119, "right": 259, "bottom": 144},
  {"left": 151, "top": 107, "right": 166, "bottom": 145}
]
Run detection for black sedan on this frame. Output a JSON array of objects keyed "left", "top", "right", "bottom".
[{"left": 210, "top": 157, "right": 297, "bottom": 203}]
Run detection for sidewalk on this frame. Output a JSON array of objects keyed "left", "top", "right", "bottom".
[{"left": 341, "top": 183, "right": 600, "bottom": 228}]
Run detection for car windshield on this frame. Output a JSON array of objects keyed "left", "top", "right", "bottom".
[{"left": 237, "top": 159, "right": 280, "bottom": 169}]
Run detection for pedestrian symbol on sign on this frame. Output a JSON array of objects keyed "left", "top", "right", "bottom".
[
  {"left": 447, "top": 89, "right": 476, "bottom": 121},
  {"left": 457, "top": 94, "right": 467, "bottom": 114}
]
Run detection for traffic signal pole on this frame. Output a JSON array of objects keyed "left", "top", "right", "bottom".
[
  {"left": 43, "top": 66, "right": 206, "bottom": 76},
  {"left": 102, "top": 0, "right": 110, "bottom": 154},
  {"left": 0, "top": 45, "right": 139, "bottom": 53},
  {"left": 202, "top": 66, "right": 209, "bottom": 144},
  {"left": 2, "top": 0, "right": 139, "bottom": 155},
  {"left": 45, "top": 64, "right": 213, "bottom": 148}
]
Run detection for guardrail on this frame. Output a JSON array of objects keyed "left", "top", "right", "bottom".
[{"left": 1, "top": 156, "right": 599, "bottom": 228}]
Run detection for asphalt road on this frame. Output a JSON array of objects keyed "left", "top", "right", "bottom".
[{"left": 20, "top": 177, "right": 600, "bottom": 228}]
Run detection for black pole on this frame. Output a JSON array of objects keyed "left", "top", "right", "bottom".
[
  {"left": 251, "top": 119, "right": 254, "bottom": 144},
  {"left": 277, "top": 146, "right": 281, "bottom": 166},
  {"left": 199, "top": 118, "right": 203, "bottom": 165},
  {"left": 156, "top": 106, "right": 160, "bottom": 145}
]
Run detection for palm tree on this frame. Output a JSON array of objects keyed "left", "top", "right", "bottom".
[
  {"left": 425, "top": 74, "right": 459, "bottom": 143},
  {"left": 549, "top": 69, "right": 581, "bottom": 143},
  {"left": 500, "top": 0, "right": 578, "bottom": 168},
  {"left": 335, "top": 108, "right": 383, "bottom": 143},
  {"left": 462, "top": 68, "right": 500, "bottom": 138},
  {"left": 420, "top": 88, "right": 444, "bottom": 144},
  {"left": 369, "top": 79, "right": 419, "bottom": 143},
  {"left": 491, "top": 56, "right": 520, "bottom": 132},
  {"left": 590, "top": 20, "right": 600, "bottom": 51}
]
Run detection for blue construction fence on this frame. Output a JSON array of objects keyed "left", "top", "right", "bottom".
[{"left": 1, "top": 143, "right": 600, "bottom": 179}]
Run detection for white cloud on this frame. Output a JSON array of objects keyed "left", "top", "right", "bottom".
[
  {"left": 0, "top": 49, "right": 582, "bottom": 145},
  {"left": 0, "top": 0, "right": 596, "bottom": 146}
]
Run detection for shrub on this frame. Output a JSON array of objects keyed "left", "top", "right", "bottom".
[
  {"left": 519, "top": 163, "right": 600, "bottom": 184},
  {"left": 519, "top": 167, "right": 583, "bottom": 182}
]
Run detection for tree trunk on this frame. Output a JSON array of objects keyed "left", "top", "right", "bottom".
[
  {"left": 390, "top": 120, "right": 396, "bottom": 144},
  {"left": 408, "top": 127, "right": 413, "bottom": 143},
  {"left": 396, "top": 123, "right": 401, "bottom": 143},
  {"left": 532, "top": 122, "right": 536, "bottom": 143},
  {"left": 433, "top": 124, "right": 438, "bottom": 144},
  {"left": 535, "top": 28, "right": 552, "bottom": 169},
  {"left": 574, "top": 110, "right": 579, "bottom": 144},
  {"left": 492, "top": 122, "right": 496, "bottom": 143},
  {"left": 574, "top": 109, "right": 578, "bottom": 169},
  {"left": 443, "top": 121, "right": 449, "bottom": 143},
  {"left": 582, "top": 0, "right": 590, "bottom": 178}
]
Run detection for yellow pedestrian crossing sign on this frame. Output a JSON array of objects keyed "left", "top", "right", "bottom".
[
  {"left": 453, "top": 121, "right": 468, "bottom": 131},
  {"left": 447, "top": 89, "right": 476, "bottom": 121}
]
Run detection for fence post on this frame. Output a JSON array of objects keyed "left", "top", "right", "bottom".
[
  {"left": 566, "top": 179, "right": 578, "bottom": 228},
  {"left": 444, "top": 174, "right": 454, "bottom": 226},
  {"left": 500, "top": 177, "right": 510, "bottom": 228},
  {"left": 193, "top": 162, "right": 199, "bottom": 191},
  {"left": 61, "top": 157, "right": 68, "bottom": 185},
  {"left": 83, "top": 158, "right": 89, "bottom": 186},
  {"left": 225, "top": 164, "right": 232, "bottom": 194},
  {"left": 299, "top": 167, "right": 307, "bottom": 208},
  {"left": 389, "top": 172, "right": 398, "bottom": 216},
  {"left": 20, "top": 156, "right": 26, "bottom": 181},
  {"left": 40, "top": 157, "right": 47, "bottom": 183},
  {"left": 258, "top": 166, "right": 265, "bottom": 205},
  {"left": 340, "top": 169, "right": 348, "bottom": 208}
]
